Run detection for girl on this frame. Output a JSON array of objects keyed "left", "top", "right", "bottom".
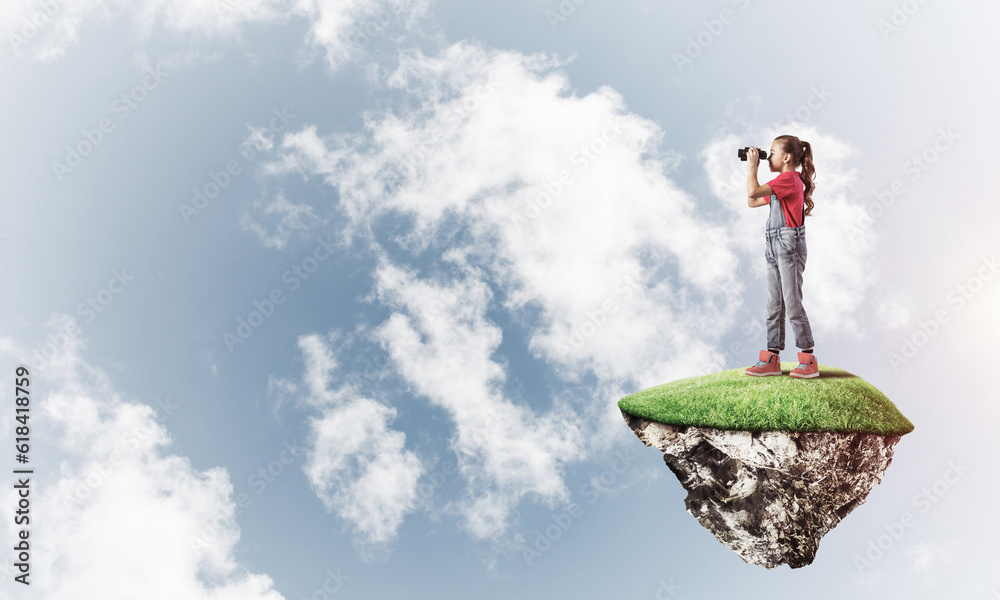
[{"left": 743, "top": 135, "right": 818, "bottom": 379}]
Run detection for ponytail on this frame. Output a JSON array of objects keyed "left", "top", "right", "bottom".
[
  {"left": 774, "top": 135, "right": 816, "bottom": 217},
  {"left": 799, "top": 141, "right": 815, "bottom": 217}
]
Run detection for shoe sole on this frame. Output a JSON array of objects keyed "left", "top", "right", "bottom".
[
  {"left": 745, "top": 371, "right": 782, "bottom": 376},
  {"left": 790, "top": 372, "right": 819, "bottom": 379}
]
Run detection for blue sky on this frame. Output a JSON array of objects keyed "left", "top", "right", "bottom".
[{"left": 1, "top": 0, "right": 998, "bottom": 598}]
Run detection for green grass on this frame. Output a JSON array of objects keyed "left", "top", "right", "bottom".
[{"left": 618, "top": 363, "right": 914, "bottom": 436}]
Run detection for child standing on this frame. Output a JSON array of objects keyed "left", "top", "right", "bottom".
[{"left": 744, "top": 135, "right": 818, "bottom": 379}]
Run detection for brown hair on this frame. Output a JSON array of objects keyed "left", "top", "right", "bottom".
[{"left": 774, "top": 135, "right": 816, "bottom": 217}]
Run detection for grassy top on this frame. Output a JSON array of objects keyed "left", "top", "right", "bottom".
[{"left": 618, "top": 363, "right": 914, "bottom": 436}]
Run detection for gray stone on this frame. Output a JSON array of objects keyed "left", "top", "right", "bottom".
[{"left": 622, "top": 410, "right": 901, "bottom": 569}]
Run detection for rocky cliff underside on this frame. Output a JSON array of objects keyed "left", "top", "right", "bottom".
[{"left": 622, "top": 411, "right": 901, "bottom": 569}]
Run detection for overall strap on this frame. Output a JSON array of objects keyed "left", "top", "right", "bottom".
[{"left": 800, "top": 175, "right": 805, "bottom": 225}]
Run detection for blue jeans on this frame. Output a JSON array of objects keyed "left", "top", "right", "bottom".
[{"left": 764, "top": 197, "right": 814, "bottom": 351}]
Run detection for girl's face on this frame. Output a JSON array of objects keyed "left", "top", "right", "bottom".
[{"left": 768, "top": 142, "right": 789, "bottom": 172}]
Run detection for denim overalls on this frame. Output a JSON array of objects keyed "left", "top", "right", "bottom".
[{"left": 764, "top": 193, "right": 814, "bottom": 351}]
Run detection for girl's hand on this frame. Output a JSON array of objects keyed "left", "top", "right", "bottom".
[{"left": 747, "top": 146, "right": 760, "bottom": 169}]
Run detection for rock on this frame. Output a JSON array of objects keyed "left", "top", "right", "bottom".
[{"left": 622, "top": 410, "right": 902, "bottom": 569}]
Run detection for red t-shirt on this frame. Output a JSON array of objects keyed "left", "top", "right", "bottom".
[{"left": 768, "top": 171, "right": 805, "bottom": 227}]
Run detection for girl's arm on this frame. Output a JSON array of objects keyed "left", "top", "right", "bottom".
[
  {"left": 747, "top": 196, "right": 768, "bottom": 208},
  {"left": 746, "top": 147, "right": 773, "bottom": 199}
]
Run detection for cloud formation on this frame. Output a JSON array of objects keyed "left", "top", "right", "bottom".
[
  {"left": 1, "top": 0, "right": 429, "bottom": 68},
  {"left": 256, "top": 40, "right": 782, "bottom": 541},
  {"left": 372, "top": 258, "right": 584, "bottom": 539},
  {"left": 277, "top": 332, "right": 426, "bottom": 551},
  {"left": 240, "top": 191, "right": 321, "bottom": 249},
  {"left": 0, "top": 317, "right": 285, "bottom": 598},
  {"left": 266, "top": 41, "right": 747, "bottom": 387},
  {"left": 1, "top": 0, "right": 290, "bottom": 61}
]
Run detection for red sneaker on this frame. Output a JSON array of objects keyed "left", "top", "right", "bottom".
[
  {"left": 745, "top": 350, "right": 781, "bottom": 376},
  {"left": 789, "top": 352, "right": 819, "bottom": 379}
]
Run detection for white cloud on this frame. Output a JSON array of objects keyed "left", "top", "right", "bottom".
[
  {"left": 286, "top": 333, "right": 426, "bottom": 550},
  {"left": 0, "top": 316, "right": 284, "bottom": 598},
  {"left": 0, "top": 0, "right": 293, "bottom": 62},
  {"left": 0, "top": 0, "right": 429, "bottom": 68},
  {"left": 292, "top": 0, "right": 431, "bottom": 72},
  {"left": 298, "top": 331, "right": 340, "bottom": 404},
  {"left": 266, "top": 373, "right": 297, "bottom": 417},
  {"left": 266, "top": 41, "right": 745, "bottom": 388},
  {"left": 876, "top": 290, "right": 916, "bottom": 330},
  {"left": 372, "top": 258, "right": 583, "bottom": 539},
  {"left": 244, "top": 125, "right": 278, "bottom": 154},
  {"left": 240, "top": 191, "right": 321, "bottom": 249},
  {"left": 906, "top": 541, "right": 957, "bottom": 588},
  {"left": 304, "top": 396, "right": 424, "bottom": 548}
]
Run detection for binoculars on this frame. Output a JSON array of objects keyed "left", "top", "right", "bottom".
[{"left": 738, "top": 147, "right": 768, "bottom": 161}]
